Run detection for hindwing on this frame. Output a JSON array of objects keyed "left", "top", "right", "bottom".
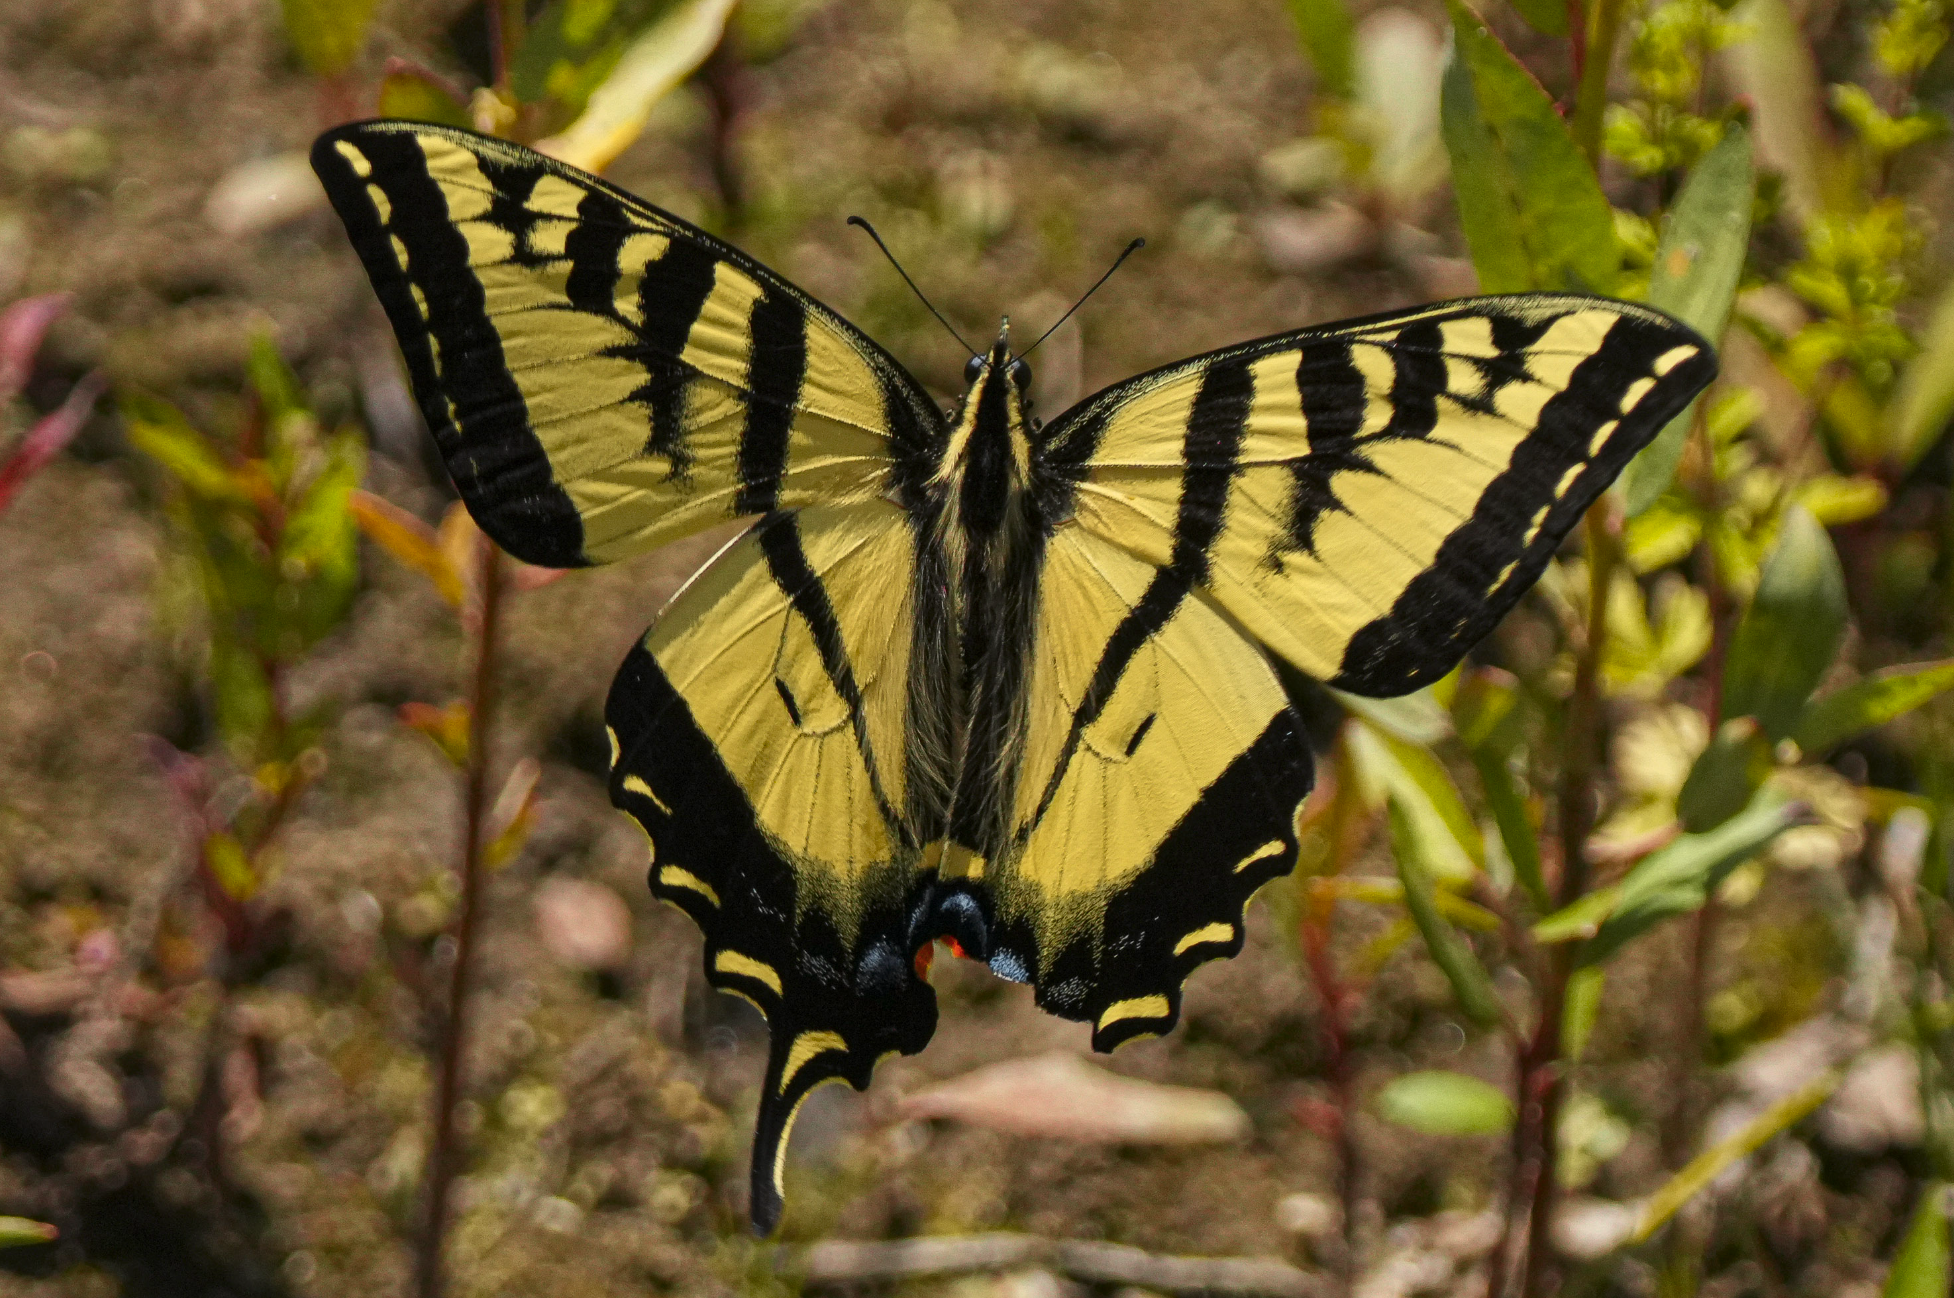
[
  {"left": 606, "top": 502, "right": 936, "bottom": 1234},
  {"left": 310, "top": 121, "right": 941, "bottom": 568},
  {"left": 1034, "top": 294, "right": 1716, "bottom": 696},
  {"left": 993, "top": 529, "right": 1315, "bottom": 1046}
]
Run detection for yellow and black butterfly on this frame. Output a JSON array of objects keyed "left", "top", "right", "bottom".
[{"left": 312, "top": 119, "right": 1715, "bottom": 1233}]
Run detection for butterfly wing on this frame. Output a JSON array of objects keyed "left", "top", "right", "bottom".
[
  {"left": 981, "top": 527, "right": 1314, "bottom": 1045},
  {"left": 607, "top": 501, "right": 935, "bottom": 1233},
  {"left": 1033, "top": 294, "right": 1716, "bottom": 696},
  {"left": 311, "top": 120, "right": 942, "bottom": 568}
]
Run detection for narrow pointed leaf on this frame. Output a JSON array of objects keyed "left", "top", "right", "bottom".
[
  {"left": 1442, "top": 0, "right": 1618, "bottom": 292},
  {"left": 1796, "top": 660, "right": 1954, "bottom": 755},
  {"left": 1563, "top": 965, "right": 1606, "bottom": 1061},
  {"left": 1632, "top": 1071, "right": 1840, "bottom": 1243},
  {"left": 1884, "top": 1183, "right": 1950, "bottom": 1298},
  {"left": 1375, "top": 1070, "right": 1515, "bottom": 1135},
  {"left": 279, "top": 0, "right": 380, "bottom": 77},
  {"left": 1624, "top": 125, "right": 1755, "bottom": 514},
  {"left": 378, "top": 62, "right": 473, "bottom": 128},
  {"left": 1675, "top": 718, "right": 1772, "bottom": 833},
  {"left": 0, "top": 293, "right": 70, "bottom": 403},
  {"left": 0, "top": 1218, "right": 57, "bottom": 1248},
  {"left": 1507, "top": 0, "right": 1570, "bottom": 36},
  {"left": 349, "top": 489, "right": 464, "bottom": 607},
  {"left": 1348, "top": 722, "right": 1482, "bottom": 881},
  {"left": 1284, "top": 0, "right": 1358, "bottom": 99},
  {"left": 0, "top": 371, "right": 102, "bottom": 512},
  {"left": 1721, "top": 507, "right": 1848, "bottom": 740},
  {"left": 125, "top": 397, "right": 243, "bottom": 501},
  {"left": 1580, "top": 794, "right": 1806, "bottom": 966},
  {"left": 1389, "top": 798, "right": 1504, "bottom": 1027},
  {"left": 534, "top": 0, "right": 740, "bottom": 175},
  {"left": 1889, "top": 276, "right": 1954, "bottom": 471}
]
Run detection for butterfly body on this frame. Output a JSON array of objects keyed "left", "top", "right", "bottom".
[{"left": 311, "top": 119, "right": 1718, "bottom": 1234}]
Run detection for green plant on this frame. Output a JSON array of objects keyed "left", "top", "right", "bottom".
[{"left": 1281, "top": 1, "right": 1954, "bottom": 1294}]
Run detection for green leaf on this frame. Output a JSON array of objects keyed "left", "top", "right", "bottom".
[
  {"left": 279, "top": 0, "right": 380, "bottom": 77},
  {"left": 1793, "top": 473, "right": 1889, "bottom": 525},
  {"left": 124, "top": 397, "right": 242, "bottom": 501},
  {"left": 281, "top": 432, "right": 365, "bottom": 646},
  {"left": 210, "top": 631, "right": 275, "bottom": 765},
  {"left": 1889, "top": 274, "right": 1954, "bottom": 472},
  {"left": 1507, "top": 0, "right": 1570, "bottom": 37},
  {"left": 0, "top": 1217, "right": 57, "bottom": 1249},
  {"left": 203, "top": 830, "right": 259, "bottom": 902},
  {"left": 1721, "top": 506, "right": 1848, "bottom": 741},
  {"left": 1675, "top": 718, "right": 1772, "bottom": 833},
  {"left": 533, "top": 0, "right": 740, "bottom": 174},
  {"left": 1469, "top": 747, "right": 1548, "bottom": 911},
  {"left": 1624, "top": 125, "right": 1756, "bottom": 514},
  {"left": 1624, "top": 498, "right": 1705, "bottom": 573},
  {"left": 1580, "top": 794, "right": 1805, "bottom": 966},
  {"left": 1284, "top": 0, "right": 1357, "bottom": 99},
  {"left": 1440, "top": 53, "right": 1532, "bottom": 294},
  {"left": 1375, "top": 1070, "right": 1515, "bottom": 1136},
  {"left": 1721, "top": 0, "right": 1840, "bottom": 225},
  {"left": 1534, "top": 882, "right": 1621, "bottom": 944},
  {"left": 1562, "top": 965, "right": 1605, "bottom": 1062},
  {"left": 377, "top": 68, "right": 473, "bottom": 128},
  {"left": 1389, "top": 797, "right": 1505, "bottom": 1027},
  {"left": 1330, "top": 684, "right": 1452, "bottom": 745},
  {"left": 246, "top": 332, "right": 304, "bottom": 426},
  {"left": 1796, "top": 660, "right": 1954, "bottom": 755},
  {"left": 1347, "top": 721, "right": 1483, "bottom": 881},
  {"left": 1632, "top": 1070, "right": 1839, "bottom": 1244},
  {"left": 1440, "top": 1, "right": 1618, "bottom": 293},
  {"left": 1884, "top": 1183, "right": 1951, "bottom": 1298}
]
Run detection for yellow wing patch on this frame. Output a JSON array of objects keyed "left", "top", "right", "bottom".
[{"left": 311, "top": 121, "right": 941, "bottom": 570}]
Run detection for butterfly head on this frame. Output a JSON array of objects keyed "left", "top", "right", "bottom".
[
  {"left": 938, "top": 322, "right": 1035, "bottom": 528},
  {"left": 961, "top": 326, "right": 1033, "bottom": 405}
]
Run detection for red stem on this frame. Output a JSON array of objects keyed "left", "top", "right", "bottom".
[
  {"left": 415, "top": 540, "right": 503, "bottom": 1298},
  {"left": 1303, "top": 899, "right": 1360, "bottom": 1281}
]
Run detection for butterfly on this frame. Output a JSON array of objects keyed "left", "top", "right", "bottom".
[{"left": 312, "top": 119, "right": 1715, "bottom": 1233}]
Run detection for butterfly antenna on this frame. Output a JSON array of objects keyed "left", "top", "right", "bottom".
[
  {"left": 847, "top": 216, "right": 978, "bottom": 357},
  {"left": 1020, "top": 238, "right": 1146, "bottom": 360}
]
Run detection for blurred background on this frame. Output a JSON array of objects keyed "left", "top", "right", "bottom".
[{"left": 3, "top": 0, "right": 1954, "bottom": 1295}]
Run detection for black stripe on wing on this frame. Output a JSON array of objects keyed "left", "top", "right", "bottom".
[
  {"left": 1330, "top": 308, "right": 1714, "bottom": 694},
  {"left": 312, "top": 127, "right": 590, "bottom": 568}
]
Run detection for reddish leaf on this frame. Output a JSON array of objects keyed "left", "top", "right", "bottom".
[
  {"left": 0, "top": 371, "right": 102, "bottom": 512},
  {"left": 0, "top": 293, "right": 70, "bottom": 404}
]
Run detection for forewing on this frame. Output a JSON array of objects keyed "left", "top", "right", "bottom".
[
  {"left": 312, "top": 120, "right": 941, "bottom": 568},
  {"left": 987, "top": 528, "right": 1314, "bottom": 1047},
  {"left": 606, "top": 502, "right": 933, "bottom": 1232},
  {"left": 1034, "top": 294, "right": 1716, "bottom": 695}
]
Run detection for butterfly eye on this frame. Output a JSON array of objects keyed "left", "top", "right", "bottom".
[
  {"left": 1008, "top": 360, "right": 1032, "bottom": 392},
  {"left": 963, "top": 355, "right": 985, "bottom": 384}
]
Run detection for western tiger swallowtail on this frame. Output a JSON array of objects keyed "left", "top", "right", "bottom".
[{"left": 312, "top": 120, "right": 1715, "bottom": 1233}]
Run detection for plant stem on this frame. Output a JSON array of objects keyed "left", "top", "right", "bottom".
[
  {"left": 1303, "top": 897, "right": 1360, "bottom": 1283},
  {"left": 1518, "top": 505, "right": 1615, "bottom": 1297},
  {"left": 415, "top": 538, "right": 504, "bottom": 1298},
  {"left": 1667, "top": 464, "right": 1733, "bottom": 1167},
  {"left": 1572, "top": 0, "right": 1629, "bottom": 167}
]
